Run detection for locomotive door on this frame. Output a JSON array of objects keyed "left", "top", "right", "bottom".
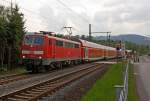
[
  {"left": 84, "top": 48, "right": 88, "bottom": 59},
  {"left": 52, "top": 40, "right": 56, "bottom": 58}
]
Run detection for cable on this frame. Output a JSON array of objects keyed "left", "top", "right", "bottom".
[
  {"left": 38, "top": 0, "right": 90, "bottom": 34},
  {"left": 2, "top": 0, "right": 53, "bottom": 21},
  {"left": 1, "top": 0, "right": 51, "bottom": 32},
  {"left": 2, "top": 0, "right": 96, "bottom": 34},
  {"left": 56, "top": 0, "right": 89, "bottom": 24}
]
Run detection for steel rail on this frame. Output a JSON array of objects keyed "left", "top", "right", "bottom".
[{"left": 0, "top": 64, "right": 107, "bottom": 101}]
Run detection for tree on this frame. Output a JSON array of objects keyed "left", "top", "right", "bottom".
[
  {"left": 0, "top": 5, "right": 8, "bottom": 68},
  {"left": 0, "top": 4, "right": 25, "bottom": 69},
  {"left": 6, "top": 4, "right": 25, "bottom": 68}
]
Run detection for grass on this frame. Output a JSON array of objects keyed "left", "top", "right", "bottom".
[
  {"left": 81, "top": 62, "right": 137, "bottom": 101},
  {"left": 81, "top": 63, "right": 124, "bottom": 101},
  {"left": 128, "top": 63, "right": 137, "bottom": 101},
  {"left": 0, "top": 66, "right": 27, "bottom": 76}
]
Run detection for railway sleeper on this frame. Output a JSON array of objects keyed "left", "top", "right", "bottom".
[
  {"left": 43, "top": 83, "right": 62, "bottom": 87},
  {"left": 30, "top": 84, "right": 67, "bottom": 100},
  {"left": 29, "top": 88, "right": 58, "bottom": 100},
  {"left": 38, "top": 85, "right": 53, "bottom": 89},
  {"left": 19, "top": 93, "right": 35, "bottom": 97},
  {"left": 39, "top": 82, "right": 60, "bottom": 87},
  {"left": 14, "top": 95, "right": 33, "bottom": 99},
  {"left": 7, "top": 97, "right": 26, "bottom": 101},
  {"left": 26, "top": 91, "right": 41, "bottom": 94},
  {"left": 30, "top": 89, "right": 44, "bottom": 92},
  {"left": 34, "top": 87, "right": 49, "bottom": 90},
  {"left": 45, "top": 82, "right": 56, "bottom": 85}
]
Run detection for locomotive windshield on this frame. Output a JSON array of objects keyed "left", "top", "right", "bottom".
[{"left": 24, "top": 36, "right": 44, "bottom": 45}]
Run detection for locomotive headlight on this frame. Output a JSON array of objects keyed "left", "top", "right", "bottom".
[
  {"left": 39, "top": 56, "right": 42, "bottom": 59},
  {"left": 23, "top": 55, "right": 26, "bottom": 59}
]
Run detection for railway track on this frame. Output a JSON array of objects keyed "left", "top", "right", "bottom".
[
  {"left": 0, "top": 64, "right": 107, "bottom": 101},
  {"left": 0, "top": 73, "right": 30, "bottom": 85},
  {"left": 0, "top": 64, "right": 94, "bottom": 85},
  {"left": 0, "top": 70, "right": 59, "bottom": 85}
]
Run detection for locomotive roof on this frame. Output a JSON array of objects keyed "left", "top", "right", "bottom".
[
  {"left": 79, "top": 39, "right": 116, "bottom": 50},
  {"left": 25, "top": 33, "right": 80, "bottom": 44}
]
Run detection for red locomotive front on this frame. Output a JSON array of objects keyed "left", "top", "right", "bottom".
[{"left": 21, "top": 35, "right": 45, "bottom": 59}]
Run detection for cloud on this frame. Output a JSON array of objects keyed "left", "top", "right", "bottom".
[
  {"left": 38, "top": 1, "right": 90, "bottom": 35},
  {"left": 15, "top": 0, "right": 150, "bottom": 36},
  {"left": 91, "top": 0, "right": 150, "bottom": 35}
]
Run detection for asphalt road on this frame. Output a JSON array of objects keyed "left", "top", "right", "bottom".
[{"left": 134, "top": 55, "right": 150, "bottom": 101}]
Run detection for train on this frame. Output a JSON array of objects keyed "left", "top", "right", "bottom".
[{"left": 20, "top": 31, "right": 123, "bottom": 73}]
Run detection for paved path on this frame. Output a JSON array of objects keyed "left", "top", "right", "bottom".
[{"left": 134, "top": 55, "right": 150, "bottom": 101}]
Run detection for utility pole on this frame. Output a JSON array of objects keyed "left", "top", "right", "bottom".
[
  {"left": 11, "top": 0, "right": 13, "bottom": 12},
  {"left": 89, "top": 24, "right": 92, "bottom": 41},
  {"left": 63, "top": 26, "right": 73, "bottom": 37},
  {"left": 108, "top": 34, "right": 111, "bottom": 46},
  {"left": 91, "top": 31, "right": 111, "bottom": 46},
  {"left": 88, "top": 24, "right": 111, "bottom": 45}
]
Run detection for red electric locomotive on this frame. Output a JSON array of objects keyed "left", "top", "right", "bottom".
[{"left": 21, "top": 32, "right": 81, "bottom": 72}]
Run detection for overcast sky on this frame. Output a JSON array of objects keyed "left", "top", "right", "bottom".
[{"left": 2, "top": 0, "right": 150, "bottom": 36}]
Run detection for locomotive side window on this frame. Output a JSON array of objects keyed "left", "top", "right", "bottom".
[
  {"left": 75, "top": 44, "right": 79, "bottom": 48},
  {"left": 64, "top": 42, "right": 69, "bottom": 48},
  {"left": 68, "top": 43, "right": 73, "bottom": 48},
  {"left": 56, "top": 40, "right": 63, "bottom": 47},
  {"left": 64, "top": 42, "right": 74, "bottom": 48}
]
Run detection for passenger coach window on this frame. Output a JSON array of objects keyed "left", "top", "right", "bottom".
[{"left": 56, "top": 40, "right": 63, "bottom": 47}]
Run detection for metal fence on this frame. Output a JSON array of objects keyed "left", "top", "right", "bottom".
[{"left": 115, "top": 62, "right": 129, "bottom": 101}]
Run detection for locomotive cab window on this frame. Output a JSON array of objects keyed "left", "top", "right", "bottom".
[
  {"left": 24, "top": 36, "right": 44, "bottom": 45},
  {"left": 24, "top": 36, "right": 33, "bottom": 45},
  {"left": 34, "top": 37, "right": 44, "bottom": 45},
  {"left": 56, "top": 40, "right": 63, "bottom": 47}
]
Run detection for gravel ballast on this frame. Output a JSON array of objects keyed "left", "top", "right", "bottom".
[
  {"left": 42, "top": 65, "right": 109, "bottom": 101},
  {"left": 0, "top": 63, "right": 97, "bottom": 96}
]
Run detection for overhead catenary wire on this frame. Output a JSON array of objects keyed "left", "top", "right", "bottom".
[
  {"left": 1, "top": 0, "right": 51, "bottom": 20},
  {"left": 56, "top": 0, "right": 102, "bottom": 32},
  {"left": 37, "top": 0, "right": 89, "bottom": 35},
  {"left": 56, "top": 0, "right": 89, "bottom": 24},
  {"left": 55, "top": 0, "right": 93, "bottom": 35},
  {"left": 1, "top": 0, "right": 51, "bottom": 32},
  {"left": 1, "top": 0, "right": 101, "bottom": 35}
]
